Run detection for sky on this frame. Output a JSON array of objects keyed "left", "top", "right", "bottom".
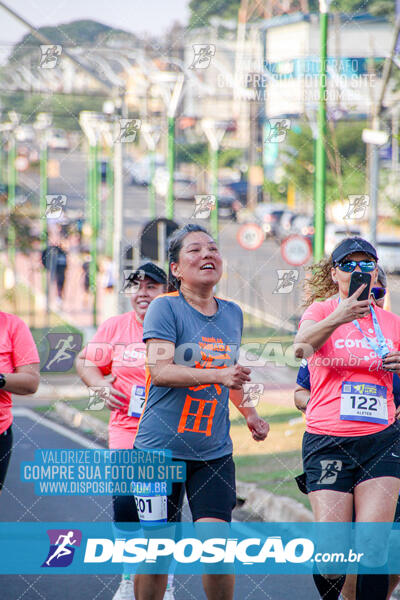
[{"left": 0, "top": 0, "right": 190, "bottom": 47}]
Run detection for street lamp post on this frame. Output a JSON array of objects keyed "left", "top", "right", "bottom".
[
  {"left": 166, "top": 73, "right": 184, "bottom": 220},
  {"left": 34, "top": 112, "right": 52, "bottom": 317},
  {"left": 7, "top": 134, "right": 16, "bottom": 266},
  {"left": 201, "top": 119, "right": 226, "bottom": 241},
  {"left": 141, "top": 123, "right": 161, "bottom": 219},
  {"left": 79, "top": 111, "right": 102, "bottom": 327},
  {"left": 314, "top": 0, "right": 330, "bottom": 261}
]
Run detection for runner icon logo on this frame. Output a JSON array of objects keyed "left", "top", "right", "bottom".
[
  {"left": 39, "top": 45, "right": 62, "bottom": 69},
  {"left": 42, "top": 529, "right": 82, "bottom": 568},
  {"left": 318, "top": 460, "right": 343, "bottom": 485},
  {"left": 42, "top": 333, "right": 82, "bottom": 372},
  {"left": 189, "top": 45, "right": 216, "bottom": 69}
]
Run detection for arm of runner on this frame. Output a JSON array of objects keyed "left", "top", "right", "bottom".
[
  {"left": 2, "top": 364, "right": 40, "bottom": 395},
  {"left": 229, "top": 388, "right": 269, "bottom": 441},
  {"left": 294, "top": 285, "right": 370, "bottom": 358},
  {"left": 75, "top": 353, "right": 127, "bottom": 409},
  {"left": 147, "top": 339, "right": 251, "bottom": 389},
  {"left": 294, "top": 385, "right": 310, "bottom": 413}
]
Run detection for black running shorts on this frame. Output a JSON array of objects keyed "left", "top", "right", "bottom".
[
  {"left": 134, "top": 453, "right": 236, "bottom": 523},
  {"left": 303, "top": 422, "right": 400, "bottom": 493}
]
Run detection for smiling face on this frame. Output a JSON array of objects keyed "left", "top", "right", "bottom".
[
  {"left": 130, "top": 276, "right": 165, "bottom": 321},
  {"left": 170, "top": 231, "right": 223, "bottom": 290},
  {"left": 331, "top": 251, "right": 378, "bottom": 298}
]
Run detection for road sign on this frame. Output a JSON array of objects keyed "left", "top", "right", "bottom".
[
  {"left": 281, "top": 234, "right": 312, "bottom": 266},
  {"left": 14, "top": 156, "right": 29, "bottom": 172},
  {"left": 237, "top": 223, "right": 264, "bottom": 250}
]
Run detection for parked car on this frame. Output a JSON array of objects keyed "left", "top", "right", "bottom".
[
  {"left": 154, "top": 169, "right": 196, "bottom": 201},
  {"left": 128, "top": 154, "right": 165, "bottom": 186},
  {"left": 254, "top": 203, "right": 286, "bottom": 238},
  {"left": 278, "top": 210, "right": 297, "bottom": 239},
  {"left": 0, "top": 183, "right": 37, "bottom": 207},
  {"left": 15, "top": 125, "right": 35, "bottom": 143},
  {"left": 325, "top": 223, "right": 362, "bottom": 255},
  {"left": 376, "top": 238, "right": 400, "bottom": 274},
  {"left": 217, "top": 186, "right": 242, "bottom": 220},
  {"left": 291, "top": 215, "right": 315, "bottom": 238},
  {"left": 47, "top": 129, "right": 69, "bottom": 151}
]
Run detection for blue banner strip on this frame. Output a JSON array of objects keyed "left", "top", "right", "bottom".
[{"left": 1, "top": 522, "right": 400, "bottom": 574}]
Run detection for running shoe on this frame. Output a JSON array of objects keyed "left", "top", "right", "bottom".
[
  {"left": 163, "top": 585, "right": 176, "bottom": 600},
  {"left": 112, "top": 577, "right": 134, "bottom": 600}
]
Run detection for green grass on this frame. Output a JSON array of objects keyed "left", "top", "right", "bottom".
[
  {"left": 234, "top": 451, "right": 310, "bottom": 509},
  {"left": 66, "top": 398, "right": 110, "bottom": 425}
]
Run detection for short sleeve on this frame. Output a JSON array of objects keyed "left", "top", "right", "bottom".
[
  {"left": 143, "top": 297, "right": 177, "bottom": 343},
  {"left": 296, "top": 359, "right": 311, "bottom": 390},
  {"left": 11, "top": 317, "right": 40, "bottom": 367},
  {"left": 83, "top": 319, "right": 115, "bottom": 375},
  {"left": 299, "top": 301, "right": 327, "bottom": 327}
]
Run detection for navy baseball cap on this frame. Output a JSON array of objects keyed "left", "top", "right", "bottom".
[
  {"left": 131, "top": 262, "right": 167, "bottom": 284},
  {"left": 332, "top": 237, "right": 378, "bottom": 264}
]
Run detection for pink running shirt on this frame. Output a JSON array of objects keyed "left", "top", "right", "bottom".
[
  {"left": 0, "top": 312, "right": 40, "bottom": 434},
  {"left": 300, "top": 298, "right": 400, "bottom": 436},
  {"left": 83, "top": 312, "right": 145, "bottom": 438}
]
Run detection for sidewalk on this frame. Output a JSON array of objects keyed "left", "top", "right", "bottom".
[{"left": 10, "top": 249, "right": 112, "bottom": 329}]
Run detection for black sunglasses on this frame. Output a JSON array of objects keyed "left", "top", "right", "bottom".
[
  {"left": 335, "top": 260, "right": 376, "bottom": 273},
  {"left": 371, "top": 286, "right": 387, "bottom": 300}
]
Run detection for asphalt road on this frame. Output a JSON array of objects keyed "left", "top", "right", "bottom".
[
  {"left": 19, "top": 150, "right": 400, "bottom": 325},
  {"left": 0, "top": 410, "right": 318, "bottom": 600}
]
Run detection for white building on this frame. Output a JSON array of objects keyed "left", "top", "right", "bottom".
[{"left": 263, "top": 13, "right": 393, "bottom": 118}]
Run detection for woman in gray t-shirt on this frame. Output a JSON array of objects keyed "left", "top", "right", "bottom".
[{"left": 134, "top": 224, "right": 269, "bottom": 600}]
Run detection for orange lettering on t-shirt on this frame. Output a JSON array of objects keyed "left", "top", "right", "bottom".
[{"left": 177, "top": 395, "right": 217, "bottom": 436}]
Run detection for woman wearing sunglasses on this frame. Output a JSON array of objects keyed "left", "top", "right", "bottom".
[
  {"left": 294, "top": 237, "right": 400, "bottom": 600},
  {"left": 294, "top": 264, "right": 400, "bottom": 600}
]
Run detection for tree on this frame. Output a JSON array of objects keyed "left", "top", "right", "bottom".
[
  {"left": 280, "top": 120, "right": 367, "bottom": 205},
  {"left": 9, "top": 20, "right": 135, "bottom": 62},
  {"left": 188, "top": 0, "right": 394, "bottom": 26}
]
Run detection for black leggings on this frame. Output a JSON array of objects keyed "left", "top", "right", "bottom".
[
  {"left": 0, "top": 426, "right": 13, "bottom": 491},
  {"left": 112, "top": 495, "right": 139, "bottom": 523}
]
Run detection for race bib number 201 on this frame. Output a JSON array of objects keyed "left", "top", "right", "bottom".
[
  {"left": 134, "top": 495, "right": 167, "bottom": 522},
  {"left": 340, "top": 381, "right": 388, "bottom": 424}
]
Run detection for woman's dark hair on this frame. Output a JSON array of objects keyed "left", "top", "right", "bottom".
[{"left": 167, "top": 224, "right": 211, "bottom": 292}]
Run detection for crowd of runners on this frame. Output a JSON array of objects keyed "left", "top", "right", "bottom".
[{"left": 1, "top": 226, "right": 400, "bottom": 600}]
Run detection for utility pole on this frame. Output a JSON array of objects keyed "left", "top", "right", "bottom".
[{"left": 314, "top": 0, "right": 329, "bottom": 261}]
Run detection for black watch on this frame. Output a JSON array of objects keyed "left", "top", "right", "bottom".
[{"left": 0, "top": 374, "right": 6, "bottom": 389}]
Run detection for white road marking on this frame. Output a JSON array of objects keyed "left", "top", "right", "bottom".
[{"left": 13, "top": 407, "right": 103, "bottom": 449}]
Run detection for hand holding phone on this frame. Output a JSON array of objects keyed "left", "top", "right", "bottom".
[{"left": 348, "top": 272, "right": 371, "bottom": 301}]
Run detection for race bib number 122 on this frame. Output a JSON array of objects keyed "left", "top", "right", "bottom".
[{"left": 340, "top": 381, "right": 388, "bottom": 424}]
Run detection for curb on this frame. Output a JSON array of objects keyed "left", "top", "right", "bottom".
[
  {"left": 236, "top": 481, "right": 312, "bottom": 522},
  {"left": 53, "top": 401, "right": 312, "bottom": 523},
  {"left": 54, "top": 401, "right": 108, "bottom": 442}
]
